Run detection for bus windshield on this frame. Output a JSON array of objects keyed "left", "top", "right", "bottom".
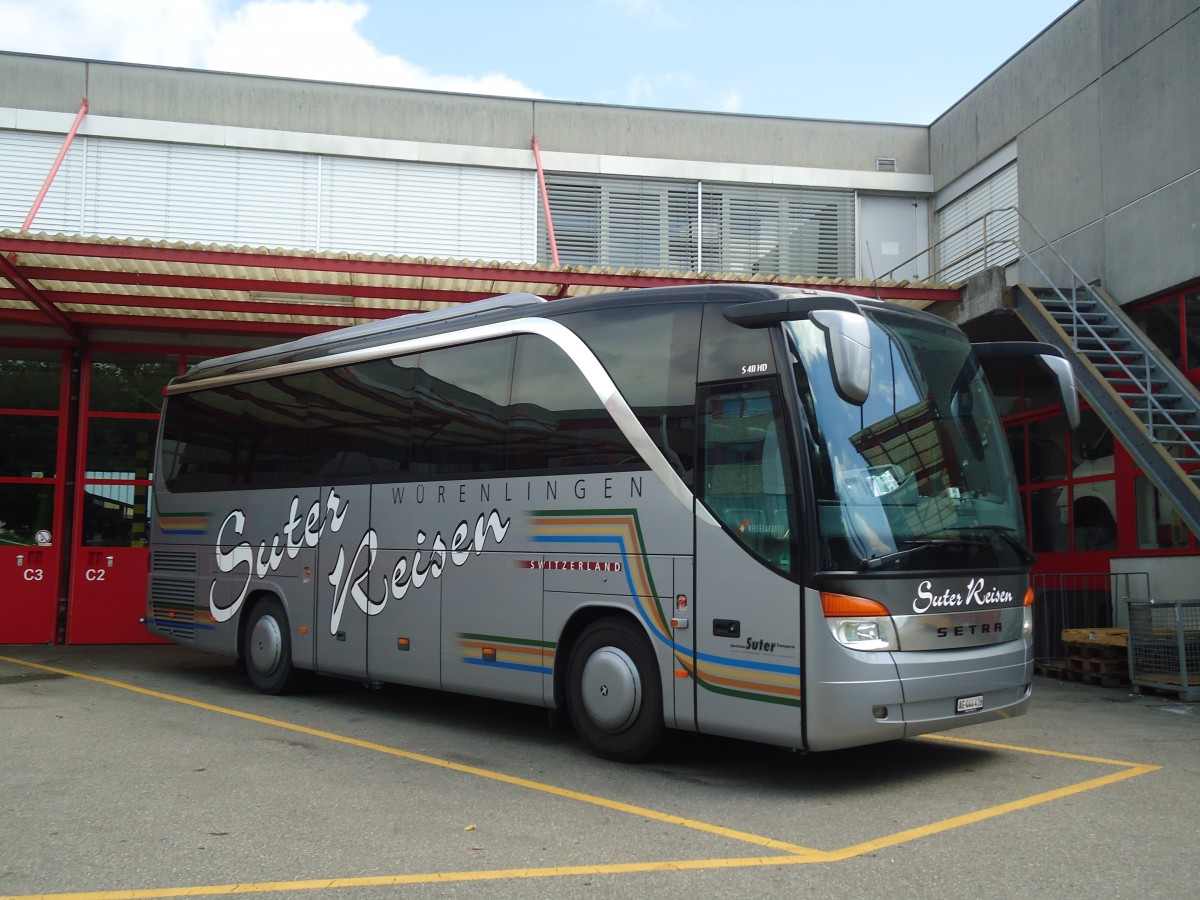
[{"left": 787, "top": 309, "right": 1024, "bottom": 572}]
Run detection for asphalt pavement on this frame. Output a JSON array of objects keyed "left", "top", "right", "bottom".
[{"left": 1, "top": 644, "right": 1197, "bottom": 899}]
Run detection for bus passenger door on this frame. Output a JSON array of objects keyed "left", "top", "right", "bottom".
[
  {"left": 692, "top": 381, "right": 804, "bottom": 747},
  {"left": 366, "top": 483, "right": 441, "bottom": 690},
  {"left": 672, "top": 556, "right": 696, "bottom": 732},
  {"left": 315, "top": 484, "right": 372, "bottom": 678}
]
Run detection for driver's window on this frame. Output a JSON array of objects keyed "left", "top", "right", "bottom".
[{"left": 699, "top": 381, "right": 795, "bottom": 574}]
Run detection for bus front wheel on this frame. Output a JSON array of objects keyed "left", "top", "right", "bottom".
[
  {"left": 242, "top": 597, "right": 302, "bottom": 695},
  {"left": 567, "top": 617, "right": 664, "bottom": 762}
]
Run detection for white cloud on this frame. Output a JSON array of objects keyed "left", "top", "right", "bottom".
[
  {"left": 622, "top": 70, "right": 696, "bottom": 107},
  {"left": 598, "top": 0, "right": 679, "bottom": 28},
  {"left": 717, "top": 89, "right": 743, "bottom": 113},
  {"left": 625, "top": 74, "right": 655, "bottom": 105},
  {"left": 0, "top": 0, "right": 218, "bottom": 65},
  {"left": 0, "top": 0, "right": 540, "bottom": 98},
  {"left": 204, "top": 1, "right": 540, "bottom": 96}
]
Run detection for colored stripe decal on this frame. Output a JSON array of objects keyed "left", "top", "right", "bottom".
[
  {"left": 462, "top": 658, "right": 552, "bottom": 675},
  {"left": 530, "top": 509, "right": 801, "bottom": 705},
  {"left": 157, "top": 512, "right": 209, "bottom": 534},
  {"left": 457, "top": 634, "right": 556, "bottom": 676}
]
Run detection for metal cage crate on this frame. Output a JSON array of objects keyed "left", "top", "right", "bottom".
[{"left": 1126, "top": 599, "right": 1200, "bottom": 701}]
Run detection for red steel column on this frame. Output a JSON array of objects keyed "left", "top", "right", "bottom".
[
  {"left": 532, "top": 136, "right": 560, "bottom": 267},
  {"left": 21, "top": 97, "right": 89, "bottom": 232}
]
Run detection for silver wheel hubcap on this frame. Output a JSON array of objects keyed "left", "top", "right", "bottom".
[
  {"left": 248, "top": 614, "right": 283, "bottom": 676},
  {"left": 580, "top": 646, "right": 640, "bottom": 733}
]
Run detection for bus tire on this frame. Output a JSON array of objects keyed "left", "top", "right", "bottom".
[
  {"left": 242, "top": 597, "right": 302, "bottom": 695},
  {"left": 567, "top": 616, "right": 664, "bottom": 762}
]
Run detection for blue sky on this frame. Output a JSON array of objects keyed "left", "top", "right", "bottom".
[{"left": 0, "top": 0, "right": 1078, "bottom": 124}]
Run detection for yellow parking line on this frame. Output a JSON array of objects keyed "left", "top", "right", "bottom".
[
  {"left": 823, "top": 760, "right": 1158, "bottom": 862},
  {"left": 0, "top": 654, "right": 1163, "bottom": 899},
  {"left": 923, "top": 731, "right": 1161, "bottom": 769},
  {"left": 2, "top": 857, "right": 817, "bottom": 900},
  {"left": 0, "top": 655, "right": 820, "bottom": 858}
]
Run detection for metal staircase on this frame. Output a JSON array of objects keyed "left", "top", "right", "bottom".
[{"left": 1008, "top": 236, "right": 1200, "bottom": 540}]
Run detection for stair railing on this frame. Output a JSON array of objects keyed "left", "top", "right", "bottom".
[
  {"left": 878, "top": 207, "right": 1018, "bottom": 284},
  {"left": 1015, "top": 213, "right": 1199, "bottom": 456},
  {"left": 885, "top": 205, "right": 1199, "bottom": 460}
]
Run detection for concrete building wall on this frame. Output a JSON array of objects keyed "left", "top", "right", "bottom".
[
  {"left": 531, "top": 102, "right": 928, "bottom": 172},
  {"left": 0, "top": 52, "right": 928, "bottom": 175},
  {"left": 930, "top": 2, "right": 1100, "bottom": 187},
  {"left": 931, "top": 0, "right": 1200, "bottom": 302}
]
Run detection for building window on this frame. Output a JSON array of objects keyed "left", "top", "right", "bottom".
[
  {"left": 540, "top": 173, "right": 854, "bottom": 279},
  {"left": 1001, "top": 356, "right": 1200, "bottom": 555},
  {"left": 0, "top": 350, "right": 63, "bottom": 547},
  {"left": 1128, "top": 297, "right": 1183, "bottom": 368},
  {"left": 934, "top": 162, "right": 1018, "bottom": 282},
  {"left": 83, "top": 352, "right": 182, "bottom": 548},
  {"left": 1007, "top": 402, "right": 1118, "bottom": 554},
  {"left": 544, "top": 180, "right": 601, "bottom": 266},
  {"left": 1135, "top": 473, "right": 1198, "bottom": 550},
  {"left": 1185, "top": 290, "right": 1200, "bottom": 373},
  {"left": 608, "top": 190, "right": 663, "bottom": 269},
  {"left": 1127, "top": 285, "right": 1200, "bottom": 377},
  {"left": 1127, "top": 284, "right": 1200, "bottom": 377}
]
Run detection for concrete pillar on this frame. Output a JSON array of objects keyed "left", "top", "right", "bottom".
[{"left": 931, "top": 266, "right": 1008, "bottom": 328}]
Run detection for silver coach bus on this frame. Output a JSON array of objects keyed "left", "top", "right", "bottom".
[{"left": 147, "top": 285, "right": 1077, "bottom": 761}]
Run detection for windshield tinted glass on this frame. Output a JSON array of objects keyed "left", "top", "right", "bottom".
[{"left": 788, "top": 310, "right": 1023, "bottom": 571}]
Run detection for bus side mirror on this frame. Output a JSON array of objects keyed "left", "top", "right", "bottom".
[
  {"left": 974, "top": 342, "right": 1080, "bottom": 429},
  {"left": 811, "top": 309, "right": 871, "bottom": 405},
  {"left": 1036, "top": 352, "right": 1081, "bottom": 430}
]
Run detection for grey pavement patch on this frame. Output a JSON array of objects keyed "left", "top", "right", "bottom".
[{"left": 0, "top": 671, "right": 67, "bottom": 685}]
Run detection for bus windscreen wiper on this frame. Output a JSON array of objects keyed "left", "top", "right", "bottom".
[
  {"left": 947, "top": 526, "right": 1037, "bottom": 565},
  {"left": 860, "top": 538, "right": 988, "bottom": 571}
]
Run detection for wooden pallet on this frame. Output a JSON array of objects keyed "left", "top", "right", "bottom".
[
  {"left": 1065, "top": 655, "right": 1128, "bottom": 687},
  {"left": 1130, "top": 672, "right": 1200, "bottom": 701},
  {"left": 1069, "top": 642, "right": 1127, "bottom": 662},
  {"left": 1034, "top": 658, "right": 1069, "bottom": 679},
  {"left": 1059, "top": 636, "right": 1129, "bottom": 687},
  {"left": 1061, "top": 627, "right": 1128, "bottom": 648}
]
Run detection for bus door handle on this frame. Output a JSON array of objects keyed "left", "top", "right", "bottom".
[{"left": 713, "top": 619, "right": 741, "bottom": 638}]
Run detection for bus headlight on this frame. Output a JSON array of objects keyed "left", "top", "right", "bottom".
[{"left": 821, "top": 592, "right": 899, "bottom": 652}]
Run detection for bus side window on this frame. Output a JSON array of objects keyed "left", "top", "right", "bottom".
[
  {"left": 409, "top": 340, "right": 515, "bottom": 476},
  {"left": 555, "top": 303, "right": 700, "bottom": 482},
  {"left": 235, "top": 374, "right": 310, "bottom": 488},
  {"left": 698, "top": 381, "right": 795, "bottom": 575},
  {"left": 162, "top": 390, "right": 238, "bottom": 492},
  {"left": 305, "top": 359, "right": 415, "bottom": 480},
  {"left": 509, "top": 334, "right": 637, "bottom": 471}
]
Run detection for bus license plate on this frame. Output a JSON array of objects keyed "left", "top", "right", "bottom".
[{"left": 956, "top": 694, "right": 984, "bottom": 714}]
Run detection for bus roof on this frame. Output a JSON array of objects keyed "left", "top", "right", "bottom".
[{"left": 171, "top": 284, "right": 917, "bottom": 388}]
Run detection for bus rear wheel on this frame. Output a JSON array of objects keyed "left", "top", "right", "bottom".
[
  {"left": 242, "top": 597, "right": 302, "bottom": 695},
  {"left": 567, "top": 617, "right": 664, "bottom": 762}
]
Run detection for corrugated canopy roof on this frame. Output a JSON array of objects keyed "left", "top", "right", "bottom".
[{"left": 0, "top": 231, "right": 960, "bottom": 342}]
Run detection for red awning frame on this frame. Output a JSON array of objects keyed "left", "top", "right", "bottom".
[{"left": 0, "top": 231, "right": 961, "bottom": 342}]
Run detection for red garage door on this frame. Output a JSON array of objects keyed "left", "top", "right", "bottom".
[
  {"left": 66, "top": 350, "right": 181, "bottom": 644},
  {"left": 0, "top": 347, "right": 68, "bottom": 644}
]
